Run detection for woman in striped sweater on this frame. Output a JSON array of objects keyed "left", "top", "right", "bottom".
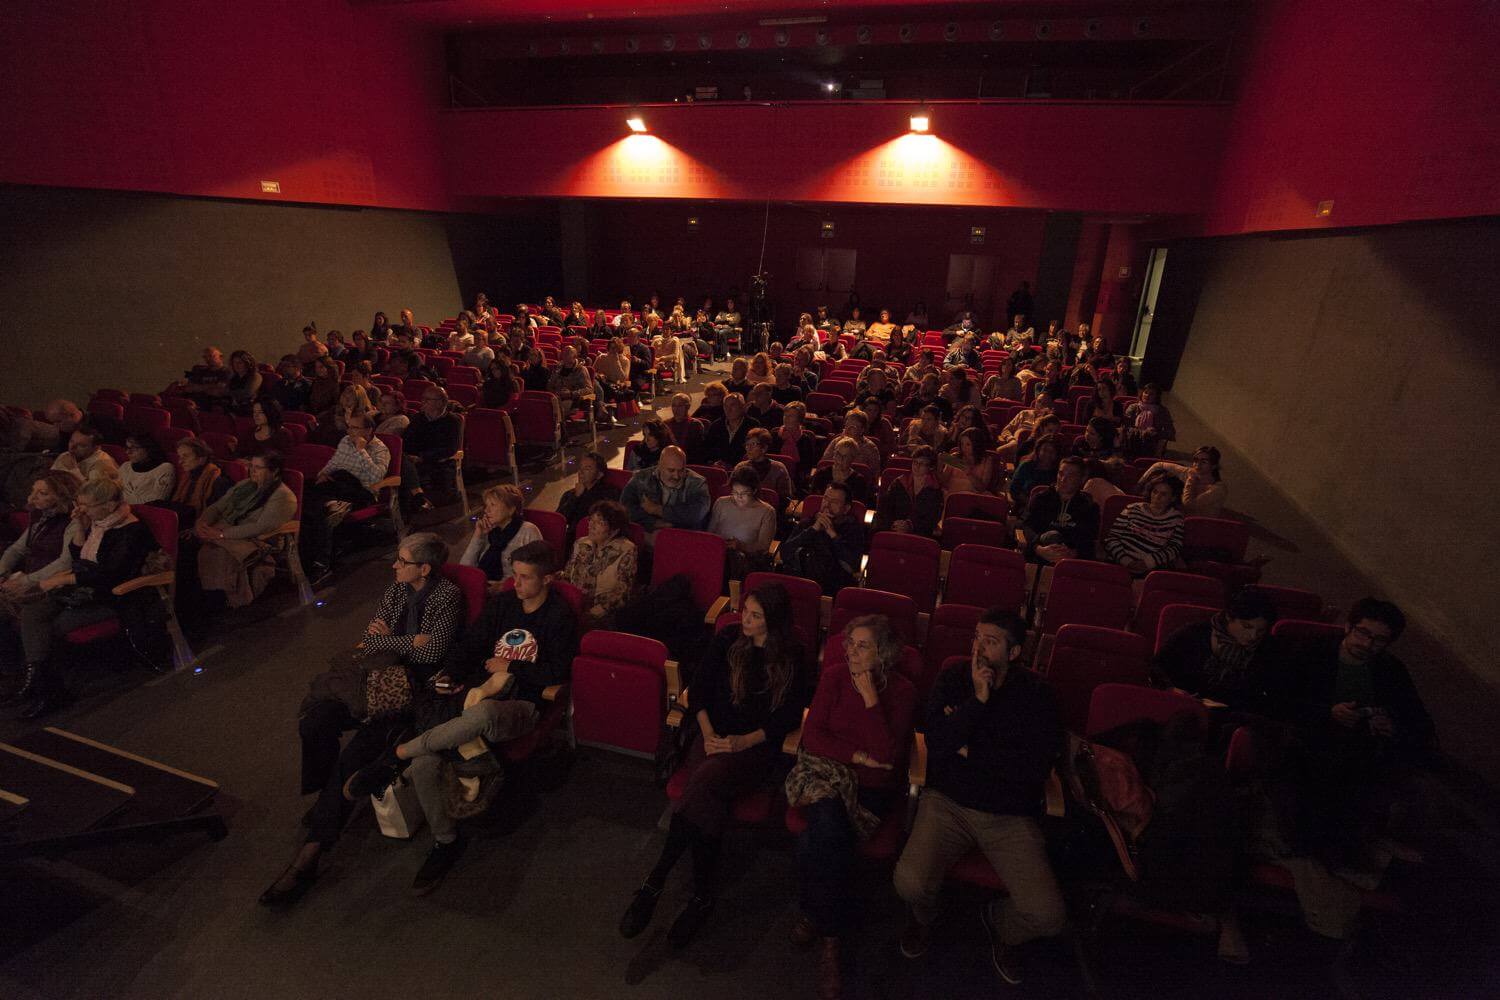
[{"left": 1103, "top": 476, "right": 1185, "bottom": 575}]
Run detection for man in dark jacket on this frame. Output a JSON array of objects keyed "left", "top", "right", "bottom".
[
  {"left": 1265, "top": 598, "right": 1436, "bottom": 866},
  {"left": 1022, "top": 456, "right": 1100, "bottom": 563},
  {"left": 400, "top": 387, "right": 462, "bottom": 511},
  {"left": 776, "top": 482, "right": 865, "bottom": 595},
  {"left": 556, "top": 452, "right": 621, "bottom": 529},
  {"left": 893, "top": 607, "right": 1065, "bottom": 984},
  {"left": 1152, "top": 588, "right": 1283, "bottom": 712}
]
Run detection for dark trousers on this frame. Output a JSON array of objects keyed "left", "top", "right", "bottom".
[
  {"left": 399, "top": 455, "right": 456, "bottom": 498},
  {"left": 671, "top": 732, "right": 779, "bottom": 836},
  {"left": 796, "top": 790, "right": 892, "bottom": 935},
  {"left": 301, "top": 472, "right": 376, "bottom": 568},
  {"left": 299, "top": 697, "right": 405, "bottom": 847}
]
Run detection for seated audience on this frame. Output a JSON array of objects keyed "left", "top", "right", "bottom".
[
  {"left": 900, "top": 373, "right": 949, "bottom": 422},
  {"left": 2, "top": 477, "right": 156, "bottom": 717},
  {"left": 297, "top": 326, "right": 330, "bottom": 368},
  {"left": 1022, "top": 456, "right": 1099, "bottom": 563},
  {"left": 258, "top": 532, "right": 463, "bottom": 907},
  {"left": 820, "top": 412, "right": 881, "bottom": 474},
  {"left": 400, "top": 387, "right": 462, "bottom": 512},
  {"left": 560, "top": 500, "right": 637, "bottom": 623},
  {"left": 982, "top": 357, "right": 1023, "bottom": 403},
  {"left": 940, "top": 428, "right": 1000, "bottom": 496},
  {"left": 1081, "top": 379, "right": 1126, "bottom": 426},
  {"left": 621, "top": 446, "right": 710, "bottom": 543},
  {"left": 692, "top": 382, "right": 727, "bottom": 425},
  {"left": 1121, "top": 384, "right": 1176, "bottom": 457},
  {"left": 1152, "top": 588, "right": 1280, "bottom": 712},
  {"left": 306, "top": 356, "right": 342, "bottom": 416},
  {"left": 1008, "top": 434, "right": 1061, "bottom": 512},
  {"left": 809, "top": 437, "right": 870, "bottom": 507},
  {"left": 746, "top": 382, "right": 783, "bottom": 429},
  {"left": 374, "top": 392, "right": 410, "bottom": 436},
  {"left": 791, "top": 614, "right": 917, "bottom": 992},
  {"left": 192, "top": 451, "right": 298, "bottom": 609},
  {"left": 272, "top": 355, "right": 312, "bottom": 412},
  {"left": 223, "top": 351, "right": 263, "bottom": 414},
  {"left": 873, "top": 445, "right": 944, "bottom": 537},
  {"left": 549, "top": 345, "right": 610, "bottom": 428},
  {"left": 707, "top": 467, "right": 777, "bottom": 577},
  {"left": 594, "top": 338, "right": 634, "bottom": 407},
  {"left": 480, "top": 357, "right": 517, "bottom": 409},
  {"left": 619, "top": 585, "right": 809, "bottom": 948},
  {"left": 627, "top": 419, "right": 672, "bottom": 471},
  {"left": 238, "top": 398, "right": 296, "bottom": 458},
  {"left": 522, "top": 351, "right": 551, "bottom": 393},
  {"left": 0, "top": 473, "right": 82, "bottom": 621},
  {"left": 778, "top": 482, "right": 866, "bottom": 595},
  {"left": 301, "top": 414, "right": 391, "bottom": 579},
  {"left": 1102, "top": 475, "right": 1185, "bottom": 575},
  {"left": 1140, "top": 446, "right": 1228, "bottom": 516},
  {"left": 770, "top": 364, "right": 805, "bottom": 405},
  {"left": 461, "top": 484, "right": 544, "bottom": 590},
  {"left": 52, "top": 424, "right": 118, "bottom": 484},
  {"left": 704, "top": 393, "right": 760, "bottom": 467},
  {"left": 557, "top": 451, "right": 620, "bottom": 528},
  {"left": 118, "top": 434, "right": 176, "bottom": 505},
  {"left": 1265, "top": 599, "right": 1436, "bottom": 872},
  {"left": 167, "top": 437, "right": 230, "bottom": 528},
  {"left": 664, "top": 393, "right": 706, "bottom": 461},
  {"left": 359, "top": 540, "right": 579, "bottom": 894},
  {"left": 733, "top": 427, "right": 792, "bottom": 501},
  {"left": 770, "top": 402, "right": 820, "bottom": 476},
  {"left": 893, "top": 608, "right": 1065, "bottom": 983}
]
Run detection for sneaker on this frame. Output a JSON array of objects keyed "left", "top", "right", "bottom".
[
  {"left": 341, "top": 745, "right": 409, "bottom": 802},
  {"left": 618, "top": 882, "right": 663, "bottom": 939},
  {"left": 666, "top": 894, "right": 715, "bottom": 949},
  {"left": 411, "top": 836, "right": 466, "bottom": 896},
  {"left": 898, "top": 917, "right": 930, "bottom": 959},
  {"left": 980, "top": 903, "right": 1022, "bottom": 985}
]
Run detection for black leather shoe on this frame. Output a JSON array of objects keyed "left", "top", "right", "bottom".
[
  {"left": 667, "top": 894, "right": 715, "bottom": 949},
  {"left": 619, "top": 882, "right": 663, "bottom": 939},
  {"left": 258, "top": 865, "right": 318, "bottom": 907},
  {"left": 411, "top": 836, "right": 466, "bottom": 896}
]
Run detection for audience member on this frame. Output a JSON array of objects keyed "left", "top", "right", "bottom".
[
  {"left": 297, "top": 325, "right": 330, "bottom": 368},
  {"left": 166, "top": 437, "right": 230, "bottom": 528},
  {"left": 1152, "top": 588, "right": 1280, "bottom": 712},
  {"left": 1138, "top": 446, "right": 1228, "bottom": 516},
  {"left": 557, "top": 451, "right": 620, "bottom": 528},
  {"left": 707, "top": 467, "right": 777, "bottom": 576},
  {"left": 223, "top": 351, "right": 263, "bottom": 414},
  {"left": 664, "top": 393, "right": 706, "bottom": 461},
  {"left": 893, "top": 608, "right": 1065, "bottom": 983},
  {"left": 306, "top": 356, "right": 342, "bottom": 416},
  {"left": 0, "top": 473, "right": 82, "bottom": 616},
  {"left": 193, "top": 451, "right": 298, "bottom": 609},
  {"left": 1008, "top": 434, "right": 1061, "bottom": 512},
  {"left": 981, "top": 357, "right": 1023, "bottom": 403},
  {"left": 258, "top": 532, "right": 463, "bottom": 907},
  {"left": 745, "top": 382, "right": 783, "bottom": 429},
  {"left": 778, "top": 482, "right": 866, "bottom": 595},
  {"left": 3, "top": 477, "right": 156, "bottom": 717},
  {"left": 1022, "top": 456, "right": 1100, "bottom": 563},
  {"left": 1103, "top": 475, "right": 1185, "bottom": 575},
  {"left": 1121, "top": 384, "right": 1176, "bottom": 457},
  {"left": 941, "top": 428, "right": 999, "bottom": 496},
  {"left": 627, "top": 419, "right": 672, "bottom": 471},
  {"left": 873, "top": 446, "right": 944, "bottom": 537},
  {"left": 238, "top": 398, "right": 296, "bottom": 458},
  {"left": 272, "top": 355, "right": 312, "bottom": 412},
  {"left": 770, "top": 401, "right": 820, "bottom": 474},
  {"left": 51, "top": 424, "right": 119, "bottom": 484},
  {"left": 704, "top": 392, "right": 760, "bottom": 467},
  {"left": 400, "top": 387, "right": 462, "bottom": 512},
  {"left": 619, "top": 585, "right": 809, "bottom": 948},
  {"left": 301, "top": 414, "right": 391, "bottom": 579},
  {"left": 733, "top": 427, "right": 792, "bottom": 500},
  {"left": 374, "top": 392, "right": 410, "bottom": 437},
  {"left": 461, "top": 484, "right": 543, "bottom": 589},
  {"left": 809, "top": 437, "right": 870, "bottom": 507},
  {"left": 560, "top": 500, "right": 637, "bottom": 623},
  {"left": 621, "top": 446, "right": 710, "bottom": 543},
  {"left": 119, "top": 434, "right": 175, "bottom": 505},
  {"left": 821, "top": 411, "right": 881, "bottom": 473}
]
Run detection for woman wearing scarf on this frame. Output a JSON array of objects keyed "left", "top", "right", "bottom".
[
  {"left": 168, "top": 438, "right": 230, "bottom": 528},
  {"left": 559, "top": 500, "right": 637, "bottom": 624},
  {"left": 0, "top": 473, "right": 82, "bottom": 620},
  {"left": 6, "top": 477, "right": 156, "bottom": 717},
  {"left": 194, "top": 451, "right": 298, "bottom": 609},
  {"left": 788, "top": 614, "right": 916, "bottom": 997},
  {"left": 119, "top": 434, "right": 176, "bottom": 505},
  {"left": 460, "top": 484, "right": 542, "bottom": 593},
  {"left": 1152, "top": 588, "right": 1281, "bottom": 713}
]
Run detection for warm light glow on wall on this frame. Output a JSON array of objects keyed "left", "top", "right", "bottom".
[
  {"left": 807, "top": 132, "right": 1024, "bottom": 207},
  {"left": 909, "top": 115, "right": 930, "bottom": 133},
  {"left": 625, "top": 116, "right": 647, "bottom": 133},
  {"left": 562, "top": 135, "right": 733, "bottom": 199}
]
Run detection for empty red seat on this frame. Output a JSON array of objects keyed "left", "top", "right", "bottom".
[
  {"left": 938, "top": 517, "right": 1009, "bottom": 550},
  {"left": 943, "top": 544, "right": 1026, "bottom": 614},
  {"left": 1047, "top": 625, "right": 1152, "bottom": 733},
  {"left": 1133, "top": 570, "right": 1226, "bottom": 640},
  {"left": 464, "top": 408, "right": 520, "bottom": 488},
  {"left": 124, "top": 405, "right": 171, "bottom": 436},
  {"left": 1086, "top": 682, "right": 1207, "bottom": 738},
  {"left": 572, "top": 631, "right": 671, "bottom": 757},
  {"left": 864, "top": 531, "right": 940, "bottom": 614},
  {"left": 650, "top": 528, "right": 727, "bottom": 617},
  {"left": 522, "top": 508, "right": 569, "bottom": 566},
  {"left": 1183, "top": 516, "right": 1250, "bottom": 563},
  {"left": 1039, "top": 559, "right": 1133, "bottom": 635},
  {"left": 920, "top": 603, "right": 981, "bottom": 701}
]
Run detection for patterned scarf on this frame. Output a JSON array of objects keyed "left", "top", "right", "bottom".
[{"left": 1205, "top": 611, "right": 1259, "bottom": 691}]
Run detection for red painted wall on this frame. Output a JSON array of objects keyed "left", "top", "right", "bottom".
[
  {"left": 446, "top": 101, "right": 1230, "bottom": 214},
  {"left": 0, "top": 0, "right": 453, "bottom": 211},
  {"left": 1205, "top": 0, "right": 1500, "bottom": 235},
  {"left": 575, "top": 200, "right": 1048, "bottom": 330}
]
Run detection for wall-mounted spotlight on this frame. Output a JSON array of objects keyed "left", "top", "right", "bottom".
[
  {"left": 910, "top": 105, "right": 930, "bottom": 133},
  {"left": 626, "top": 116, "right": 647, "bottom": 133}
]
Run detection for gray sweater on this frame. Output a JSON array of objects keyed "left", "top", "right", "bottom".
[{"left": 199, "top": 481, "right": 299, "bottom": 540}]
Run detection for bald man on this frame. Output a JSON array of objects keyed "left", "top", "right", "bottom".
[{"left": 619, "top": 445, "right": 710, "bottom": 544}]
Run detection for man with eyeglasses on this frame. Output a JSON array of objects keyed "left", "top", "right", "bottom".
[
  {"left": 399, "top": 387, "right": 462, "bottom": 513},
  {"left": 1267, "top": 598, "right": 1436, "bottom": 870}
]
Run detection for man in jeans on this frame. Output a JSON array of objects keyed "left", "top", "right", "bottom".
[{"left": 893, "top": 607, "right": 1066, "bottom": 985}]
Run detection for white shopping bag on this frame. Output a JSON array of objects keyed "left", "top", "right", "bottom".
[{"left": 371, "top": 778, "right": 425, "bottom": 839}]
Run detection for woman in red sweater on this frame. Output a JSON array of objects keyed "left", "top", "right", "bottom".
[{"left": 788, "top": 614, "right": 918, "bottom": 996}]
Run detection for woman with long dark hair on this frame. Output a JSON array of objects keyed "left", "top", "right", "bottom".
[
  {"left": 370, "top": 311, "right": 394, "bottom": 344},
  {"left": 619, "top": 585, "right": 810, "bottom": 948}
]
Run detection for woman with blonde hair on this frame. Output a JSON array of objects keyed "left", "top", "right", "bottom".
[
  {"left": 747, "top": 352, "right": 775, "bottom": 385},
  {"left": 0, "top": 472, "right": 82, "bottom": 605},
  {"left": 461, "top": 484, "right": 543, "bottom": 590}
]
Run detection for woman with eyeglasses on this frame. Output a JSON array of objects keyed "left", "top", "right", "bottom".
[
  {"left": 706, "top": 466, "right": 778, "bottom": 578},
  {"left": 789, "top": 614, "right": 917, "bottom": 996},
  {"left": 559, "top": 500, "right": 637, "bottom": 624},
  {"left": 119, "top": 434, "right": 176, "bottom": 506},
  {"left": 193, "top": 450, "right": 297, "bottom": 609},
  {"left": 619, "top": 585, "right": 810, "bottom": 949},
  {"left": 3, "top": 477, "right": 156, "bottom": 717}
]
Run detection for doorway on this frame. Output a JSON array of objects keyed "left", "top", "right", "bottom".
[{"left": 1129, "top": 247, "right": 1168, "bottom": 360}]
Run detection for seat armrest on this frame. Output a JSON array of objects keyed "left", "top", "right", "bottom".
[
  {"left": 906, "top": 732, "right": 928, "bottom": 790},
  {"left": 374, "top": 475, "right": 402, "bottom": 492},
  {"left": 664, "top": 660, "right": 683, "bottom": 701},
  {"left": 1045, "top": 768, "right": 1065, "bottom": 818},
  {"left": 542, "top": 683, "right": 568, "bottom": 703},
  {"left": 112, "top": 572, "right": 175, "bottom": 596},
  {"left": 780, "top": 707, "right": 810, "bottom": 755},
  {"left": 705, "top": 594, "right": 731, "bottom": 625},
  {"left": 258, "top": 521, "right": 301, "bottom": 540}
]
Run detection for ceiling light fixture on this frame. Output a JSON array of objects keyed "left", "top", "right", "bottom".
[
  {"left": 626, "top": 116, "right": 647, "bottom": 133},
  {"left": 910, "top": 104, "right": 930, "bottom": 132}
]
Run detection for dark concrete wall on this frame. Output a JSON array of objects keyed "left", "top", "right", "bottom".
[
  {"left": 1172, "top": 218, "right": 1500, "bottom": 707},
  {"left": 0, "top": 187, "right": 470, "bottom": 406}
]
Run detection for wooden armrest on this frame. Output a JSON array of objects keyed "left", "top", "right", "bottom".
[
  {"left": 664, "top": 659, "right": 682, "bottom": 700},
  {"left": 907, "top": 732, "right": 928, "bottom": 790},
  {"left": 705, "top": 594, "right": 731, "bottom": 625},
  {"left": 112, "top": 571, "right": 174, "bottom": 596},
  {"left": 767, "top": 539, "right": 779, "bottom": 557},
  {"left": 542, "top": 683, "right": 567, "bottom": 703},
  {"left": 781, "top": 708, "right": 810, "bottom": 755},
  {"left": 1045, "top": 768, "right": 1065, "bottom": 818},
  {"left": 665, "top": 707, "right": 684, "bottom": 730},
  {"left": 258, "top": 521, "right": 301, "bottom": 540},
  {"left": 727, "top": 579, "right": 742, "bottom": 611}
]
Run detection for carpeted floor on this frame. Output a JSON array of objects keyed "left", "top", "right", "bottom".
[{"left": 2, "top": 374, "right": 1497, "bottom": 1000}]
